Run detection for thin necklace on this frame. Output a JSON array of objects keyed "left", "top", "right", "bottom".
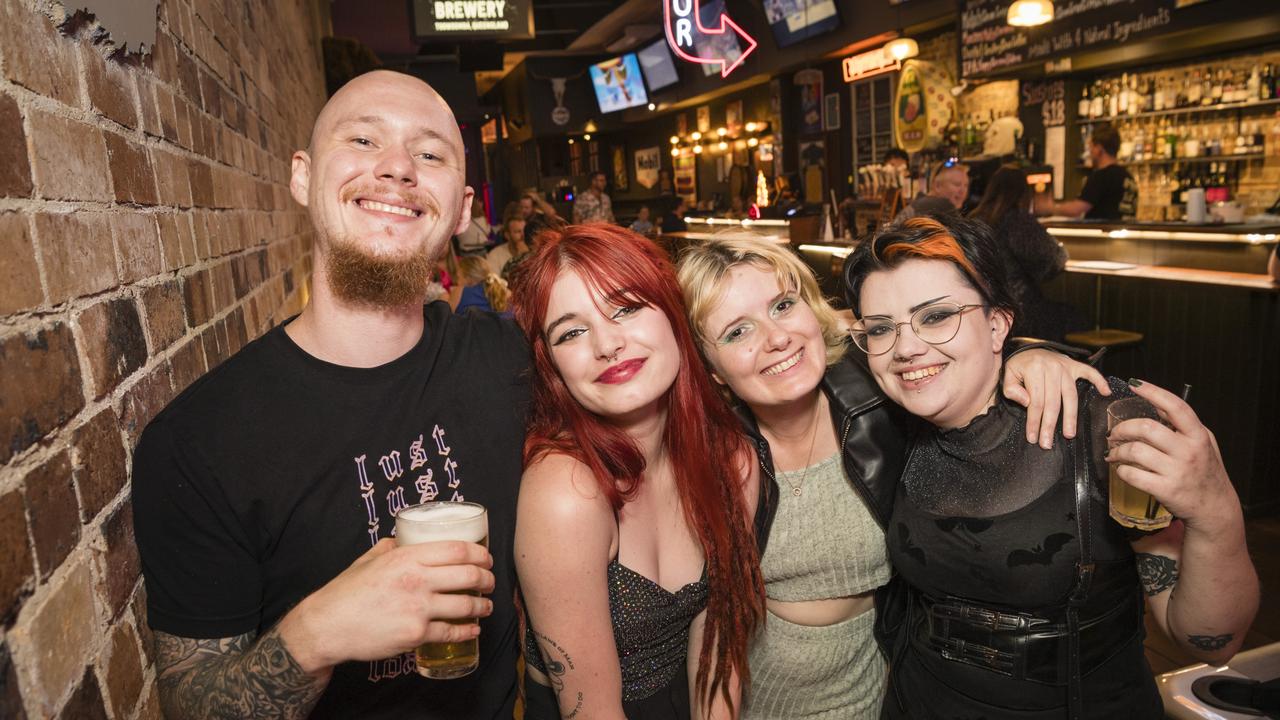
[{"left": 779, "top": 398, "right": 823, "bottom": 497}]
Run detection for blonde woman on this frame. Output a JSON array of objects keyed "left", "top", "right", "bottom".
[
  {"left": 675, "top": 236, "right": 1103, "bottom": 718},
  {"left": 450, "top": 255, "right": 510, "bottom": 314}
]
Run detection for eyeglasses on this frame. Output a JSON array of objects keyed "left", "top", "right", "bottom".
[{"left": 850, "top": 303, "right": 985, "bottom": 356}]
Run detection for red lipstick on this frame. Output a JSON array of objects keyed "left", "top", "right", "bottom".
[{"left": 596, "top": 358, "right": 646, "bottom": 384}]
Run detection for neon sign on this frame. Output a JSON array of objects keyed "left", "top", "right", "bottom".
[{"left": 664, "top": 0, "right": 758, "bottom": 78}]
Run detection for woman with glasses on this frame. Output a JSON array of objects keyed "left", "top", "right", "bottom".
[
  {"left": 843, "top": 215, "right": 1257, "bottom": 719},
  {"left": 675, "top": 236, "right": 1102, "bottom": 718}
]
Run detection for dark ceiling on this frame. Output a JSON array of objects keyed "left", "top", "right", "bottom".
[{"left": 329, "top": 0, "right": 624, "bottom": 67}]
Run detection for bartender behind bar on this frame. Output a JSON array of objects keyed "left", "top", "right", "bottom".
[{"left": 1036, "top": 123, "right": 1138, "bottom": 220}]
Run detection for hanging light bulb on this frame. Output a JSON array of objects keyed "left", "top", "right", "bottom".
[
  {"left": 670, "top": 135, "right": 680, "bottom": 145},
  {"left": 717, "top": 127, "right": 727, "bottom": 137},
  {"left": 691, "top": 131, "right": 702, "bottom": 141},
  {"left": 568, "top": 138, "right": 574, "bottom": 145},
  {"left": 718, "top": 141, "right": 728, "bottom": 151},
  {"left": 671, "top": 147, "right": 681, "bottom": 157},
  {"left": 747, "top": 137, "right": 759, "bottom": 148},
  {"left": 583, "top": 133, "right": 591, "bottom": 141},
  {"left": 693, "top": 144, "right": 703, "bottom": 154},
  {"left": 1007, "top": 0, "right": 1054, "bottom": 26},
  {"left": 885, "top": 38, "right": 918, "bottom": 61},
  {"left": 745, "top": 121, "right": 757, "bottom": 132},
  {"left": 647, "top": 102, "right": 656, "bottom": 111}
]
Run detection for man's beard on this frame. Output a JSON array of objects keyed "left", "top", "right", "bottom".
[{"left": 324, "top": 237, "right": 439, "bottom": 309}]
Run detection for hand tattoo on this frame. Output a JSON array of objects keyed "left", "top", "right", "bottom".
[
  {"left": 155, "top": 628, "right": 325, "bottom": 720},
  {"left": 1135, "top": 553, "right": 1179, "bottom": 597},
  {"left": 1186, "top": 633, "right": 1233, "bottom": 652}
]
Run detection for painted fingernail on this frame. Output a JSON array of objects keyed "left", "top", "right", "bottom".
[{"left": 1127, "top": 378, "right": 1144, "bottom": 387}]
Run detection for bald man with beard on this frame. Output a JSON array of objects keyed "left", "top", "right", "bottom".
[{"left": 132, "top": 71, "right": 529, "bottom": 719}]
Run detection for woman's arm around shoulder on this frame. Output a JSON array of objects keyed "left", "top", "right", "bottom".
[{"left": 516, "top": 453, "right": 627, "bottom": 720}]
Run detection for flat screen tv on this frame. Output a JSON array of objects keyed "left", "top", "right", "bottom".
[
  {"left": 763, "top": 0, "right": 840, "bottom": 49},
  {"left": 637, "top": 39, "right": 679, "bottom": 92},
  {"left": 589, "top": 53, "right": 649, "bottom": 113}
]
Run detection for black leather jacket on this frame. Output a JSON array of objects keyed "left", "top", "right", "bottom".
[
  {"left": 737, "top": 350, "right": 910, "bottom": 555},
  {"left": 740, "top": 340, "right": 1085, "bottom": 554}
]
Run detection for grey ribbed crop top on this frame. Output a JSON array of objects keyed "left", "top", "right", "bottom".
[{"left": 762, "top": 453, "right": 890, "bottom": 601}]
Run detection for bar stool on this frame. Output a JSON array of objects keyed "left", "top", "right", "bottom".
[{"left": 1064, "top": 274, "right": 1144, "bottom": 372}]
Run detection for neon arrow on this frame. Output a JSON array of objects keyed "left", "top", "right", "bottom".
[{"left": 664, "top": 0, "right": 758, "bottom": 78}]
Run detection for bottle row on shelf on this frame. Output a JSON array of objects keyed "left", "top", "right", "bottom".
[
  {"left": 1079, "top": 62, "right": 1280, "bottom": 120},
  {"left": 1079, "top": 111, "right": 1280, "bottom": 166}
]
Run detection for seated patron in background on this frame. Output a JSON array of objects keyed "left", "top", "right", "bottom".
[
  {"left": 628, "top": 205, "right": 655, "bottom": 235},
  {"left": 454, "top": 196, "right": 493, "bottom": 255},
  {"left": 894, "top": 161, "right": 968, "bottom": 223},
  {"left": 723, "top": 195, "right": 748, "bottom": 220},
  {"left": 662, "top": 197, "right": 690, "bottom": 233},
  {"left": 970, "top": 165, "right": 1075, "bottom": 341},
  {"left": 487, "top": 214, "right": 529, "bottom": 281},
  {"left": 131, "top": 70, "right": 529, "bottom": 719},
  {"left": 1037, "top": 123, "right": 1137, "bottom": 220},
  {"left": 883, "top": 147, "right": 909, "bottom": 172},
  {"left": 572, "top": 170, "right": 615, "bottom": 224},
  {"left": 844, "top": 215, "right": 1258, "bottom": 719}
]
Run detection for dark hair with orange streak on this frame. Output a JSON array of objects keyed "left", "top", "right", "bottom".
[
  {"left": 843, "top": 215, "right": 1018, "bottom": 322},
  {"left": 510, "top": 223, "right": 764, "bottom": 713}
]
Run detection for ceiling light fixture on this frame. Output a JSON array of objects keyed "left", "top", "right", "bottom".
[
  {"left": 1007, "top": 0, "right": 1054, "bottom": 26},
  {"left": 884, "top": 37, "right": 918, "bottom": 61}
]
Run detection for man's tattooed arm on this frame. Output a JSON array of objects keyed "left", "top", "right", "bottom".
[
  {"left": 1135, "top": 553, "right": 1179, "bottom": 597},
  {"left": 154, "top": 627, "right": 328, "bottom": 720}
]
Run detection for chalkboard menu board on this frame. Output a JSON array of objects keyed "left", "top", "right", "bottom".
[{"left": 961, "top": 0, "right": 1237, "bottom": 79}]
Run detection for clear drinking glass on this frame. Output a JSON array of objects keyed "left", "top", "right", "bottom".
[
  {"left": 1106, "top": 397, "right": 1173, "bottom": 530},
  {"left": 394, "top": 501, "right": 489, "bottom": 679}
]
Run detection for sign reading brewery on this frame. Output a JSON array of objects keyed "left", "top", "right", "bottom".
[
  {"left": 664, "top": 0, "right": 758, "bottom": 78},
  {"left": 412, "top": 0, "right": 534, "bottom": 40},
  {"left": 961, "top": 0, "right": 1235, "bottom": 79}
]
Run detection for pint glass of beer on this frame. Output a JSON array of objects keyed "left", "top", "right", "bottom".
[
  {"left": 394, "top": 501, "right": 488, "bottom": 679},
  {"left": 1106, "top": 397, "right": 1173, "bottom": 530}
]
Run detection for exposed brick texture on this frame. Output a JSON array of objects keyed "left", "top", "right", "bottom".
[
  {"left": 0, "top": 491, "right": 34, "bottom": 625},
  {"left": 0, "top": 213, "right": 42, "bottom": 315},
  {"left": 0, "top": 93, "right": 33, "bottom": 197},
  {"left": 0, "top": 324, "right": 85, "bottom": 464},
  {"left": 22, "top": 452, "right": 80, "bottom": 581},
  {"left": 1, "top": 0, "right": 325, "bottom": 714}
]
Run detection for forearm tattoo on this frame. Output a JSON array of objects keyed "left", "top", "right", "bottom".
[
  {"left": 532, "top": 631, "right": 583, "bottom": 719},
  {"left": 154, "top": 627, "right": 326, "bottom": 720},
  {"left": 1135, "top": 553, "right": 1179, "bottom": 597},
  {"left": 1187, "top": 633, "right": 1234, "bottom": 652}
]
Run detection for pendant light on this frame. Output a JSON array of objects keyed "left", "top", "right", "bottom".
[
  {"left": 884, "top": 37, "right": 918, "bottom": 61},
  {"left": 1007, "top": 0, "right": 1054, "bottom": 27}
]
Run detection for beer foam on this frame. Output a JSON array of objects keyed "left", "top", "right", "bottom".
[{"left": 396, "top": 502, "right": 487, "bottom": 545}]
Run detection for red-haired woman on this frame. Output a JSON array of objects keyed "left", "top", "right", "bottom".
[{"left": 511, "top": 224, "right": 764, "bottom": 719}]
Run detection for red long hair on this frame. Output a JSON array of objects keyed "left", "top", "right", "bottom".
[{"left": 511, "top": 223, "right": 764, "bottom": 711}]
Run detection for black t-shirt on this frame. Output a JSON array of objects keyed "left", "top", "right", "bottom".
[
  {"left": 1079, "top": 164, "right": 1138, "bottom": 220},
  {"left": 132, "top": 302, "right": 530, "bottom": 719},
  {"left": 661, "top": 212, "right": 687, "bottom": 233}
]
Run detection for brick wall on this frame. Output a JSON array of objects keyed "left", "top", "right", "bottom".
[{"left": 0, "top": 0, "right": 328, "bottom": 717}]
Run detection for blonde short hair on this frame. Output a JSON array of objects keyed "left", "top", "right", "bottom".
[{"left": 676, "top": 236, "right": 847, "bottom": 366}]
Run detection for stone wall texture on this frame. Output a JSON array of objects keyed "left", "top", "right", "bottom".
[{"left": 0, "top": 0, "right": 327, "bottom": 716}]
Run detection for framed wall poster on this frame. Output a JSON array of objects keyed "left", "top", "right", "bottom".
[
  {"left": 795, "top": 69, "right": 823, "bottom": 136},
  {"left": 725, "top": 100, "right": 743, "bottom": 136},
  {"left": 823, "top": 93, "right": 840, "bottom": 131},
  {"left": 635, "top": 146, "right": 661, "bottom": 189},
  {"left": 676, "top": 112, "right": 688, "bottom": 137},
  {"left": 697, "top": 105, "right": 712, "bottom": 133},
  {"left": 612, "top": 145, "right": 629, "bottom": 191}
]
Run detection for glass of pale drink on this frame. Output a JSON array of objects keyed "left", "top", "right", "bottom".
[
  {"left": 1105, "top": 397, "right": 1173, "bottom": 530},
  {"left": 394, "top": 501, "right": 488, "bottom": 679}
]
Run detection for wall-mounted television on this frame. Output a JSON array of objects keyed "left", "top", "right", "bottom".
[
  {"left": 589, "top": 53, "right": 649, "bottom": 113},
  {"left": 637, "top": 39, "right": 679, "bottom": 92},
  {"left": 764, "top": 0, "right": 840, "bottom": 49}
]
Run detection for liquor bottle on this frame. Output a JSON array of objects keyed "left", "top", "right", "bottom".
[
  {"left": 1252, "top": 120, "right": 1266, "bottom": 153},
  {"left": 1211, "top": 68, "right": 1224, "bottom": 104},
  {"left": 1107, "top": 79, "right": 1118, "bottom": 117},
  {"left": 1263, "top": 64, "right": 1275, "bottom": 101},
  {"left": 1165, "top": 120, "right": 1179, "bottom": 159},
  {"left": 1201, "top": 69, "right": 1214, "bottom": 106},
  {"left": 1130, "top": 74, "right": 1143, "bottom": 115},
  {"left": 1169, "top": 163, "right": 1183, "bottom": 206},
  {"left": 1269, "top": 112, "right": 1280, "bottom": 157},
  {"left": 1153, "top": 77, "right": 1165, "bottom": 111},
  {"left": 1091, "top": 80, "right": 1105, "bottom": 118},
  {"left": 1235, "top": 120, "right": 1248, "bottom": 155},
  {"left": 1118, "top": 73, "right": 1130, "bottom": 114},
  {"left": 1248, "top": 65, "right": 1261, "bottom": 102},
  {"left": 1078, "top": 84, "right": 1092, "bottom": 118},
  {"left": 1183, "top": 125, "right": 1201, "bottom": 158},
  {"left": 1155, "top": 120, "right": 1168, "bottom": 159},
  {"left": 1187, "top": 71, "right": 1202, "bottom": 106}
]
